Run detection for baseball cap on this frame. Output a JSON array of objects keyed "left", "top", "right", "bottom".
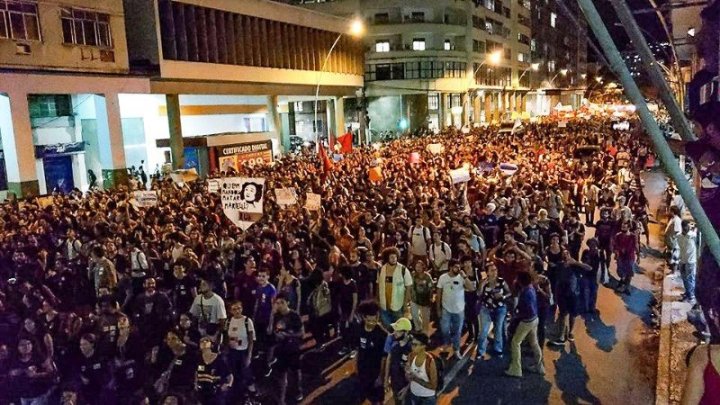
[{"left": 391, "top": 317, "right": 412, "bottom": 332}]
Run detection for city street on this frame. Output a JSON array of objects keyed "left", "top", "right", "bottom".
[{"left": 284, "top": 172, "right": 667, "bottom": 405}]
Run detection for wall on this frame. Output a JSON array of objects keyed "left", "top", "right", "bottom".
[{"left": 0, "top": 0, "right": 129, "bottom": 73}]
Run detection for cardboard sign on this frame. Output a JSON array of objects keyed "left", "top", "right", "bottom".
[
  {"left": 37, "top": 196, "right": 54, "bottom": 208},
  {"left": 208, "top": 179, "right": 221, "bottom": 194},
  {"left": 275, "top": 188, "right": 297, "bottom": 206},
  {"left": 170, "top": 168, "right": 198, "bottom": 185},
  {"left": 427, "top": 143, "right": 444, "bottom": 154},
  {"left": 305, "top": 193, "right": 321, "bottom": 211},
  {"left": 449, "top": 167, "right": 471, "bottom": 184},
  {"left": 558, "top": 121, "right": 568, "bottom": 128},
  {"left": 369, "top": 167, "right": 383, "bottom": 183},
  {"left": 499, "top": 163, "right": 519, "bottom": 176},
  {"left": 132, "top": 191, "right": 158, "bottom": 207},
  {"left": 221, "top": 177, "right": 265, "bottom": 230}
]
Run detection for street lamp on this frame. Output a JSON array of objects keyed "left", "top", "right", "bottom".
[
  {"left": 517, "top": 62, "right": 540, "bottom": 87},
  {"left": 549, "top": 69, "right": 568, "bottom": 87},
  {"left": 463, "top": 50, "right": 502, "bottom": 124},
  {"left": 314, "top": 18, "right": 365, "bottom": 148}
]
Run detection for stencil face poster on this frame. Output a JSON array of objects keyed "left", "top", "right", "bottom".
[{"left": 221, "top": 177, "right": 265, "bottom": 230}]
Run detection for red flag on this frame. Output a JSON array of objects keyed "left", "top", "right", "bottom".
[
  {"left": 318, "top": 144, "right": 333, "bottom": 175},
  {"left": 328, "top": 132, "right": 336, "bottom": 152},
  {"left": 338, "top": 132, "right": 353, "bottom": 154}
]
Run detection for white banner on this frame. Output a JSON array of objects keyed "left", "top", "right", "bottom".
[
  {"left": 427, "top": 143, "right": 444, "bottom": 154},
  {"left": 305, "top": 193, "right": 321, "bottom": 211},
  {"left": 207, "top": 179, "right": 221, "bottom": 194},
  {"left": 132, "top": 191, "right": 158, "bottom": 207},
  {"left": 221, "top": 177, "right": 265, "bottom": 230},
  {"left": 558, "top": 121, "right": 568, "bottom": 128},
  {"left": 275, "top": 188, "right": 297, "bottom": 206},
  {"left": 449, "top": 167, "right": 471, "bottom": 184}
]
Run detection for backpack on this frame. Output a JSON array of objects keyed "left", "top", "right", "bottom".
[
  {"left": 425, "top": 353, "right": 446, "bottom": 392},
  {"left": 309, "top": 281, "right": 332, "bottom": 317}
]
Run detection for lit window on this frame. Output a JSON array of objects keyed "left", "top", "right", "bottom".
[
  {"left": 550, "top": 12, "right": 557, "bottom": 28},
  {"left": 444, "top": 40, "right": 451, "bottom": 51},
  {"left": 517, "top": 53, "right": 524, "bottom": 62},
  {"left": 428, "top": 94, "right": 439, "bottom": 110},
  {"left": 548, "top": 60, "right": 556, "bottom": 72},
  {"left": 61, "top": 8, "right": 112, "bottom": 47},
  {"left": 412, "top": 38, "right": 425, "bottom": 51},
  {"left": 294, "top": 102, "right": 303, "bottom": 112},
  {"left": 375, "top": 41, "right": 390, "bottom": 52}
]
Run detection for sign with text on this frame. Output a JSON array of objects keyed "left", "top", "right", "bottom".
[
  {"left": 449, "top": 167, "right": 471, "bottom": 184},
  {"left": 221, "top": 177, "right": 265, "bottom": 230},
  {"left": 208, "top": 179, "right": 221, "bottom": 194},
  {"left": 305, "top": 193, "right": 321, "bottom": 211},
  {"left": 132, "top": 191, "right": 158, "bottom": 207},
  {"left": 427, "top": 143, "right": 444, "bottom": 154},
  {"left": 216, "top": 140, "right": 273, "bottom": 168},
  {"left": 275, "top": 188, "right": 297, "bottom": 206}
]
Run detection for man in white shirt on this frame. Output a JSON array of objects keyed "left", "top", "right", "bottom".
[
  {"left": 129, "top": 241, "right": 150, "bottom": 293},
  {"left": 677, "top": 220, "right": 698, "bottom": 302},
  {"left": 190, "top": 278, "right": 227, "bottom": 340},
  {"left": 227, "top": 301, "right": 257, "bottom": 397},
  {"left": 63, "top": 229, "right": 82, "bottom": 262},
  {"left": 436, "top": 260, "right": 473, "bottom": 359},
  {"left": 408, "top": 217, "right": 431, "bottom": 266},
  {"left": 377, "top": 248, "right": 413, "bottom": 327},
  {"left": 665, "top": 205, "right": 683, "bottom": 273},
  {"left": 429, "top": 232, "right": 452, "bottom": 275}
]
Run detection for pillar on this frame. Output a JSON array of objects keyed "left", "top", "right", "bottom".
[
  {"left": 462, "top": 92, "right": 470, "bottom": 125},
  {"left": 94, "top": 94, "right": 128, "bottom": 188},
  {"left": 267, "top": 95, "right": 283, "bottom": 156},
  {"left": 473, "top": 93, "right": 482, "bottom": 123},
  {"left": 334, "top": 97, "right": 346, "bottom": 140},
  {"left": 0, "top": 93, "right": 39, "bottom": 197},
  {"left": 166, "top": 94, "right": 184, "bottom": 170},
  {"left": 484, "top": 93, "right": 492, "bottom": 124},
  {"left": 438, "top": 92, "right": 446, "bottom": 129},
  {"left": 326, "top": 99, "right": 335, "bottom": 141}
]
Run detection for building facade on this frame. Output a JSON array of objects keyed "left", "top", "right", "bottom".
[
  {"left": 527, "top": 0, "right": 588, "bottom": 115},
  {"left": 0, "top": 0, "right": 364, "bottom": 196},
  {"left": 282, "top": 0, "right": 533, "bottom": 133}
]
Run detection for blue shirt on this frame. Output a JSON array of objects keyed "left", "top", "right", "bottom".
[
  {"left": 253, "top": 284, "right": 277, "bottom": 323},
  {"left": 515, "top": 285, "right": 538, "bottom": 322}
]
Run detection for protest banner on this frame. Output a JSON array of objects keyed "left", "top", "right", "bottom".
[
  {"left": 221, "top": 177, "right": 265, "bottom": 230},
  {"left": 305, "top": 193, "right": 321, "bottom": 211},
  {"left": 427, "top": 143, "right": 444, "bottom": 154},
  {"left": 275, "top": 188, "right": 297, "bottom": 206},
  {"left": 369, "top": 166, "right": 383, "bottom": 183},
  {"left": 499, "top": 163, "right": 519, "bottom": 176}
]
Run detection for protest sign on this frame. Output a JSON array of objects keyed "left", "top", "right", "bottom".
[
  {"left": 170, "top": 168, "right": 199, "bottom": 185},
  {"left": 499, "top": 163, "right": 519, "bottom": 176},
  {"left": 369, "top": 167, "right": 383, "bottom": 183},
  {"left": 221, "top": 177, "right": 265, "bottom": 230},
  {"left": 558, "top": 121, "right": 568, "bottom": 128},
  {"left": 275, "top": 188, "right": 297, "bottom": 206},
  {"left": 132, "top": 191, "right": 158, "bottom": 207},
  {"left": 409, "top": 152, "right": 421, "bottom": 164},
  {"left": 427, "top": 143, "right": 444, "bottom": 154},
  {"left": 208, "top": 179, "right": 221, "bottom": 194},
  {"left": 449, "top": 167, "right": 471, "bottom": 184},
  {"left": 305, "top": 193, "right": 321, "bottom": 211}
]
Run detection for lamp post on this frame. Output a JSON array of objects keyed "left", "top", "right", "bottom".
[
  {"left": 465, "top": 50, "right": 502, "bottom": 124},
  {"left": 549, "top": 68, "right": 569, "bottom": 87},
  {"left": 314, "top": 18, "right": 364, "bottom": 149},
  {"left": 517, "top": 62, "right": 540, "bottom": 87}
]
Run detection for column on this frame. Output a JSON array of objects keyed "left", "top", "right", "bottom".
[
  {"left": 326, "top": 99, "right": 335, "bottom": 144},
  {"left": 267, "top": 95, "right": 284, "bottom": 156},
  {"left": 462, "top": 92, "right": 470, "bottom": 126},
  {"left": 484, "top": 93, "right": 492, "bottom": 124},
  {"left": 438, "top": 92, "right": 446, "bottom": 130},
  {"left": 94, "top": 93, "right": 129, "bottom": 188},
  {"left": 0, "top": 93, "right": 39, "bottom": 197},
  {"left": 334, "top": 97, "right": 346, "bottom": 140},
  {"left": 473, "top": 92, "right": 482, "bottom": 123},
  {"left": 166, "top": 94, "right": 184, "bottom": 170}
]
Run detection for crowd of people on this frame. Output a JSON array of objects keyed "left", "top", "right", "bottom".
[{"left": 0, "top": 115, "right": 689, "bottom": 405}]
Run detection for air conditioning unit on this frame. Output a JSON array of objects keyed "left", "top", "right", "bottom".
[
  {"left": 100, "top": 49, "right": 115, "bottom": 62},
  {"left": 15, "top": 43, "right": 31, "bottom": 55}
]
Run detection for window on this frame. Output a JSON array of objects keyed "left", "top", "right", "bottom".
[
  {"left": 294, "top": 102, "right": 303, "bottom": 112},
  {"left": 550, "top": 12, "right": 557, "bottom": 28},
  {"left": 0, "top": 0, "right": 40, "bottom": 41},
  {"left": 428, "top": 94, "right": 439, "bottom": 110},
  {"left": 473, "top": 40, "right": 485, "bottom": 53},
  {"left": 61, "top": 8, "right": 112, "bottom": 47},
  {"left": 28, "top": 95, "right": 72, "bottom": 118},
  {"left": 375, "top": 41, "right": 390, "bottom": 52},
  {"left": 503, "top": 7, "right": 510, "bottom": 18},
  {"left": 517, "top": 53, "right": 524, "bottom": 62},
  {"left": 444, "top": 40, "right": 451, "bottom": 51},
  {"left": 485, "top": 20, "right": 493, "bottom": 34},
  {"left": 410, "top": 11, "right": 425, "bottom": 22},
  {"left": 451, "top": 94, "right": 462, "bottom": 108},
  {"left": 484, "top": 0, "right": 495, "bottom": 12},
  {"left": 531, "top": 38, "right": 536, "bottom": 52},
  {"left": 412, "top": 38, "right": 425, "bottom": 51},
  {"left": 518, "top": 33, "right": 530, "bottom": 45},
  {"left": 374, "top": 13, "right": 389, "bottom": 24},
  {"left": 376, "top": 64, "right": 391, "bottom": 80},
  {"left": 504, "top": 48, "right": 511, "bottom": 60},
  {"left": 548, "top": 60, "right": 556, "bottom": 72}
]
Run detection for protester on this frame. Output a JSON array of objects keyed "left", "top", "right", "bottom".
[
  {"left": 475, "top": 262, "right": 511, "bottom": 361},
  {"left": 505, "top": 272, "right": 544, "bottom": 378},
  {"left": 405, "top": 333, "right": 439, "bottom": 405}
]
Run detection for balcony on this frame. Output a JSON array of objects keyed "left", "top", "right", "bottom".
[{"left": 372, "top": 14, "right": 466, "bottom": 26}]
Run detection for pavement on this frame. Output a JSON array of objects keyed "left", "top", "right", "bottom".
[{"left": 256, "top": 171, "right": 671, "bottom": 405}]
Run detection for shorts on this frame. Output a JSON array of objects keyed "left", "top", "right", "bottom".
[{"left": 275, "top": 350, "right": 301, "bottom": 372}]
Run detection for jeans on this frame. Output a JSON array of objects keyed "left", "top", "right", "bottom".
[
  {"left": 506, "top": 318, "right": 543, "bottom": 377},
  {"left": 407, "top": 392, "right": 437, "bottom": 405},
  {"left": 227, "top": 349, "right": 254, "bottom": 401},
  {"left": 680, "top": 262, "right": 697, "bottom": 300},
  {"left": 411, "top": 302, "right": 432, "bottom": 335},
  {"left": 580, "top": 276, "right": 599, "bottom": 312},
  {"left": 440, "top": 309, "right": 464, "bottom": 352},
  {"left": 477, "top": 305, "right": 507, "bottom": 356},
  {"left": 21, "top": 391, "right": 51, "bottom": 405}
]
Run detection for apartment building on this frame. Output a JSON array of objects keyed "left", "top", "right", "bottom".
[
  {"left": 283, "top": 0, "right": 533, "bottom": 133},
  {"left": 0, "top": 0, "right": 364, "bottom": 196}
]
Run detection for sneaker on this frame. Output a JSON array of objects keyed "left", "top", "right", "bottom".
[
  {"left": 567, "top": 334, "right": 575, "bottom": 342},
  {"left": 268, "top": 358, "right": 278, "bottom": 367},
  {"left": 349, "top": 350, "right": 357, "bottom": 359},
  {"left": 453, "top": 351, "right": 463, "bottom": 360},
  {"left": 482, "top": 353, "right": 492, "bottom": 361},
  {"left": 338, "top": 347, "right": 350, "bottom": 356},
  {"left": 295, "top": 392, "right": 304, "bottom": 402},
  {"left": 549, "top": 339, "right": 566, "bottom": 347},
  {"left": 264, "top": 367, "right": 273, "bottom": 378}
]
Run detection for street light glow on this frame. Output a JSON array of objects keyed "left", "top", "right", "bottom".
[
  {"left": 560, "top": 69, "right": 568, "bottom": 75},
  {"left": 531, "top": 63, "right": 540, "bottom": 71},
  {"left": 488, "top": 50, "right": 502, "bottom": 65},
  {"left": 596, "top": 76, "right": 603, "bottom": 83},
  {"left": 349, "top": 18, "right": 365, "bottom": 37}
]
